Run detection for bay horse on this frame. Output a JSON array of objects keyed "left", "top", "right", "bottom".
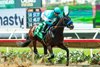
[{"left": 17, "top": 14, "right": 74, "bottom": 66}]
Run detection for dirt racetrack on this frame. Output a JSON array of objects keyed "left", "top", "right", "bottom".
[
  {"left": 30, "top": 64, "right": 100, "bottom": 67},
  {"left": 0, "top": 63, "right": 100, "bottom": 67}
]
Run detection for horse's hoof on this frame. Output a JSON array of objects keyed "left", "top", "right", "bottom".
[
  {"left": 45, "top": 59, "right": 54, "bottom": 66},
  {"left": 66, "top": 63, "right": 69, "bottom": 66},
  {"left": 45, "top": 63, "right": 51, "bottom": 66},
  {"left": 45, "top": 62, "right": 54, "bottom": 66}
]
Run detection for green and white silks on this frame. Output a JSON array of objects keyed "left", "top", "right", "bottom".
[{"left": 33, "top": 22, "right": 46, "bottom": 39}]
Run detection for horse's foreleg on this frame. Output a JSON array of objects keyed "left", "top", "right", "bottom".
[{"left": 57, "top": 43, "right": 69, "bottom": 66}]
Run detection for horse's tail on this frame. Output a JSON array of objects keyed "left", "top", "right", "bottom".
[
  {"left": 28, "top": 25, "right": 37, "bottom": 39},
  {"left": 17, "top": 25, "right": 37, "bottom": 47},
  {"left": 16, "top": 39, "right": 31, "bottom": 47}
]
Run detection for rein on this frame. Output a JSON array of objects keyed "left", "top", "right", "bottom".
[
  {"left": 53, "top": 17, "right": 65, "bottom": 28},
  {"left": 53, "top": 26, "right": 65, "bottom": 28}
]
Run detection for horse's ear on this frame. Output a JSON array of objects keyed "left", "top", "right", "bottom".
[
  {"left": 66, "top": 11, "right": 70, "bottom": 17},
  {"left": 64, "top": 6, "right": 69, "bottom": 16},
  {"left": 63, "top": 11, "right": 70, "bottom": 17}
]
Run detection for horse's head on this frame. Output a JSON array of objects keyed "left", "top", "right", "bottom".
[
  {"left": 56, "top": 12, "right": 74, "bottom": 30},
  {"left": 63, "top": 15, "right": 74, "bottom": 30}
]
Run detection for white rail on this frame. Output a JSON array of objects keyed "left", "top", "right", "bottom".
[
  {"left": 64, "top": 28, "right": 100, "bottom": 39},
  {"left": 0, "top": 29, "right": 29, "bottom": 39},
  {"left": 0, "top": 28, "right": 100, "bottom": 40}
]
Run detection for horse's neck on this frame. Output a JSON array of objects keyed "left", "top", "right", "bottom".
[
  {"left": 54, "top": 20, "right": 65, "bottom": 34},
  {"left": 52, "top": 27, "right": 64, "bottom": 42},
  {"left": 55, "top": 18, "right": 65, "bottom": 33},
  {"left": 54, "top": 27, "right": 64, "bottom": 34}
]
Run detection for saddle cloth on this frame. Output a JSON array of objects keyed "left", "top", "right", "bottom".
[{"left": 33, "top": 22, "right": 46, "bottom": 39}]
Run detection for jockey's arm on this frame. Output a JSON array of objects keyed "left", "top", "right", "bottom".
[
  {"left": 45, "top": 17, "right": 53, "bottom": 27},
  {"left": 45, "top": 21, "right": 52, "bottom": 27},
  {"left": 46, "top": 18, "right": 58, "bottom": 27}
]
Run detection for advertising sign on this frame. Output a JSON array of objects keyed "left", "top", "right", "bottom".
[
  {"left": 96, "top": 5, "right": 100, "bottom": 22},
  {"left": 15, "top": 0, "right": 42, "bottom": 8},
  {"left": 0, "top": 8, "right": 26, "bottom": 29},
  {"left": 93, "top": 4, "right": 100, "bottom": 28},
  {"left": 0, "top": 0, "right": 14, "bottom": 8},
  {"left": 0, "top": 0, "right": 42, "bottom": 9}
]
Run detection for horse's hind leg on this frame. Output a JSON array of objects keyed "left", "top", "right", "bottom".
[
  {"left": 32, "top": 40, "right": 38, "bottom": 55},
  {"left": 43, "top": 44, "right": 48, "bottom": 55},
  {"left": 47, "top": 45, "right": 54, "bottom": 64},
  {"left": 57, "top": 43, "right": 69, "bottom": 66}
]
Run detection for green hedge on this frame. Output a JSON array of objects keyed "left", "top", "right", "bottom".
[
  {"left": 96, "top": 10, "right": 100, "bottom": 23},
  {"left": 46, "top": 4, "right": 92, "bottom": 11},
  {"left": 46, "top": 4, "right": 92, "bottom": 23},
  {"left": 69, "top": 4, "right": 92, "bottom": 10},
  {"left": 0, "top": 48, "right": 100, "bottom": 64},
  {"left": 71, "top": 16, "right": 93, "bottom": 23}
]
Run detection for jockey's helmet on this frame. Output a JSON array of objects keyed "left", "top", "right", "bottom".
[{"left": 54, "top": 7, "right": 61, "bottom": 14}]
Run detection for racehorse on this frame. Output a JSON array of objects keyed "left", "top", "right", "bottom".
[{"left": 17, "top": 14, "right": 74, "bottom": 66}]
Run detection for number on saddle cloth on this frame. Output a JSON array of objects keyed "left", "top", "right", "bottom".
[{"left": 33, "top": 22, "right": 46, "bottom": 39}]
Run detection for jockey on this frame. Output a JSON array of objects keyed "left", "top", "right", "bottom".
[{"left": 41, "top": 7, "right": 62, "bottom": 34}]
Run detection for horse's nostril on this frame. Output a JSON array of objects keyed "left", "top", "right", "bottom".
[
  {"left": 72, "top": 26, "right": 74, "bottom": 28},
  {"left": 70, "top": 25, "right": 74, "bottom": 29}
]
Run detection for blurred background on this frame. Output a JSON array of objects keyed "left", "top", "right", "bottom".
[
  {"left": 0, "top": 1, "right": 100, "bottom": 66},
  {"left": 0, "top": 0, "right": 100, "bottom": 40},
  {"left": 0, "top": 0, "right": 100, "bottom": 29}
]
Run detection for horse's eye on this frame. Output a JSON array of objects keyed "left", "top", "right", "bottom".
[{"left": 64, "top": 19, "right": 66, "bottom": 21}]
